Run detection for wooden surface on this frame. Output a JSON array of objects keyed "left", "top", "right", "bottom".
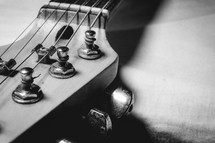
[{"left": 1, "top": 0, "right": 215, "bottom": 143}]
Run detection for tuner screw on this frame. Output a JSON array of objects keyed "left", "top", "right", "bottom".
[
  {"left": 12, "top": 67, "right": 43, "bottom": 104},
  {"left": 78, "top": 30, "right": 102, "bottom": 60},
  {"left": 49, "top": 46, "right": 76, "bottom": 79}
]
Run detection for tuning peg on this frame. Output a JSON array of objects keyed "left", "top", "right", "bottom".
[
  {"left": 56, "top": 109, "right": 112, "bottom": 143},
  {"left": 84, "top": 87, "right": 134, "bottom": 130},
  {"left": 12, "top": 67, "right": 43, "bottom": 104},
  {"left": 87, "top": 108, "right": 112, "bottom": 136},
  {"left": 81, "top": 88, "right": 134, "bottom": 139},
  {"left": 78, "top": 30, "right": 102, "bottom": 60},
  {"left": 55, "top": 88, "right": 134, "bottom": 142},
  {"left": 49, "top": 46, "right": 76, "bottom": 79},
  {"left": 57, "top": 139, "right": 74, "bottom": 143},
  {"left": 107, "top": 87, "right": 134, "bottom": 119}
]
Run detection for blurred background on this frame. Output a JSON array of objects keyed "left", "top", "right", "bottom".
[{"left": 2, "top": 0, "right": 215, "bottom": 142}]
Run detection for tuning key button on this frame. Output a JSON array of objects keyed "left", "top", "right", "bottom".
[
  {"left": 57, "top": 139, "right": 73, "bottom": 143},
  {"left": 108, "top": 87, "right": 134, "bottom": 119},
  {"left": 78, "top": 30, "right": 102, "bottom": 60},
  {"left": 12, "top": 67, "right": 43, "bottom": 104},
  {"left": 49, "top": 46, "right": 75, "bottom": 79},
  {"left": 87, "top": 108, "right": 112, "bottom": 136}
]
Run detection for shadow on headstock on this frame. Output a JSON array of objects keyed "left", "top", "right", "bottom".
[{"left": 0, "top": 0, "right": 121, "bottom": 142}]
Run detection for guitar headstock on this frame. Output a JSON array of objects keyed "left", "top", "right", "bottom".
[{"left": 0, "top": 0, "right": 122, "bottom": 142}]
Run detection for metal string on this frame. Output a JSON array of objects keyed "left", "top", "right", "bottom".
[
  {"left": 0, "top": 51, "right": 34, "bottom": 85},
  {"left": 40, "top": 0, "right": 81, "bottom": 44},
  {"left": 89, "top": 0, "right": 113, "bottom": 29},
  {"left": 0, "top": 0, "right": 91, "bottom": 85},
  {"left": 0, "top": 2, "right": 52, "bottom": 58},
  {"left": 0, "top": 0, "right": 112, "bottom": 85},
  {"left": 12, "top": 1, "right": 64, "bottom": 60},
  {"left": 33, "top": 0, "right": 100, "bottom": 69},
  {"left": 33, "top": 0, "right": 112, "bottom": 69},
  {"left": 0, "top": 1, "right": 64, "bottom": 85},
  {"left": 54, "top": 0, "right": 92, "bottom": 45},
  {"left": 65, "top": 0, "right": 102, "bottom": 47}
]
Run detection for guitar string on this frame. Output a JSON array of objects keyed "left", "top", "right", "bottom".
[
  {"left": 89, "top": 0, "right": 113, "bottom": 29},
  {"left": 0, "top": 2, "right": 51, "bottom": 58},
  {"left": 33, "top": 0, "right": 102, "bottom": 69},
  {"left": 0, "top": 0, "right": 91, "bottom": 85},
  {"left": 54, "top": 0, "right": 92, "bottom": 45},
  {"left": 0, "top": 0, "right": 110, "bottom": 85},
  {"left": 12, "top": 1, "right": 64, "bottom": 60},
  {"left": 65, "top": 0, "right": 103, "bottom": 46},
  {"left": 40, "top": 0, "right": 81, "bottom": 44},
  {"left": 0, "top": 0, "right": 66, "bottom": 85},
  {"left": 33, "top": 0, "right": 111, "bottom": 69}
]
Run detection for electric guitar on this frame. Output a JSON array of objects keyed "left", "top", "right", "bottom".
[{"left": 0, "top": 0, "right": 134, "bottom": 142}]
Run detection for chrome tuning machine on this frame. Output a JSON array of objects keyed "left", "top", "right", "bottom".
[
  {"left": 57, "top": 139, "right": 73, "bottom": 143},
  {"left": 87, "top": 108, "right": 112, "bottom": 136},
  {"left": 107, "top": 87, "right": 134, "bottom": 119},
  {"left": 49, "top": 46, "right": 76, "bottom": 79},
  {"left": 85, "top": 86, "right": 134, "bottom": 136},
  {"left": 56, "top": 87, "right": 134, "bottom": 142},
  {"left": 12, "top": 67, "right": 43, "bottom": 104},
  {"left": 78, "top": 30, "right": 103, "bottom": 60}
]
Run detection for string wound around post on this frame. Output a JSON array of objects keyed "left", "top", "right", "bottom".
[
  {"left": 49, "top": 46, "right": 76, "bottom": 79},
  {"left": 12, "top": 67, "right": 43, "bottom": 104},
  {"left": 78, "top": 30, "right": 103, "bottom": 60}
]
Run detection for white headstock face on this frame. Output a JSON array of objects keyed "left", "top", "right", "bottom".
[{"left": 0, "top": 0, "right": 121, "bottom": 142}]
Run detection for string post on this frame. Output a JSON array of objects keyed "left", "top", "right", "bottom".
[
  {"left": 0, "top": 58, "right": 16, "bottom": 74},
  {"left": 78, "top": 30, "right": 102, "bottom": 60},
  {"left": 49, "top": 46, "right": 76, "bottom": 79},
  {"left": 12, "top": 67, "right": 43, "bottom": 104}
]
